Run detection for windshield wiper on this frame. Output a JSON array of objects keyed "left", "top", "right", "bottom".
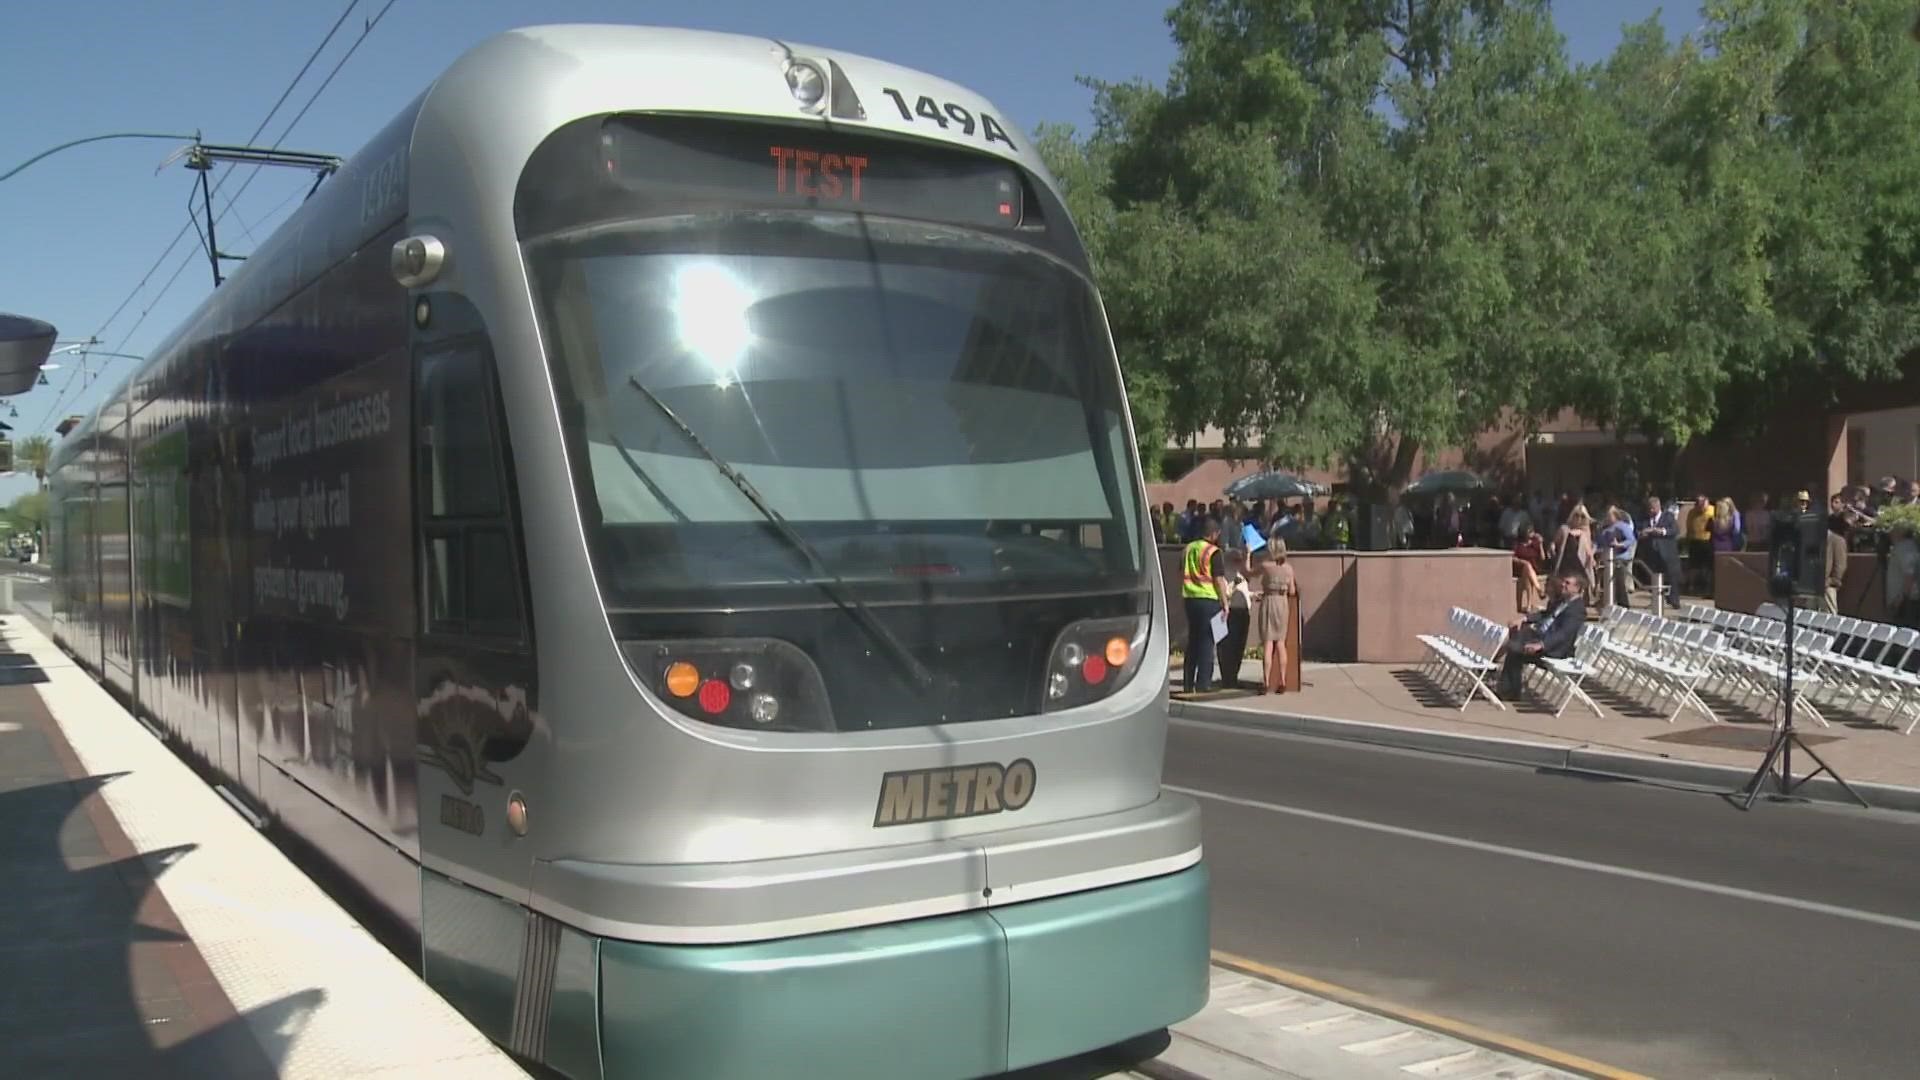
[{"left": 624, "top": 375, "right": 936, "bottom": 693}]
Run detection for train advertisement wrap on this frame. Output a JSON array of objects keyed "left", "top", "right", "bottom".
[
  {"left": 243, "top": 356, "right": 407, "bottom": 633},
  {"left": 134, "top": 423, "right": 192, "bottom": 608},
  {"left": 240, "top": 345, "right": 418, "bottom": 844}
]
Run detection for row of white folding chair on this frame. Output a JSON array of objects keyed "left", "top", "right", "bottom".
[
  {"left": 1681, "top": 605, "right": 1787, "bottom": 657},
  {"left": 1603, "top": 609, "right": 1833, "bottom": 725},
  {"left": 1416, "top": 608, "right": 1509, "bottom": 711},
  {"left": 1593, "top": 611, "right": 1722, "bottom": 723},
  {"left": 1790, "top": 610, "right": 1920, "bottom": 730},
  {"left": 1711, "top": 626, "right": 1833, "bottom": 726},
  {"left": 1790, "top": 609, "right": 1893, "bottom": 666},
  {"left": 1669, "top": 606, "right": 1834, "bottom": 700},
  {"left": 1534, "top": 623, "right": 1610, "bottom": 718}
]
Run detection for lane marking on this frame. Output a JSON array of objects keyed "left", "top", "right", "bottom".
[
  {"left": 1210, "top": 950, "right": 1649, "bottom": 1080},
  {"left": 1172, "top": 783, "right": 1920, "bottom": 934}
]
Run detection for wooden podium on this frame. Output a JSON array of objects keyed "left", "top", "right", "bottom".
[{"left": 1286, "top": 595, "right": 1304, "bottom": 690}]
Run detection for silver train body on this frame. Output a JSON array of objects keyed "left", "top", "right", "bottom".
[{"left": 46, "top": 25, "right": 1208, "bottom": 1079}]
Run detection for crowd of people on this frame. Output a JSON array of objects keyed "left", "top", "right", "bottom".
[{"left": 1162, "top": 476, "right": 1920, "bottom": 689}]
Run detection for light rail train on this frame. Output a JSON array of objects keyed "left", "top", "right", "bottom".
[{"left": 46, "top": 24, "right": 1207, "bottom": 1079}]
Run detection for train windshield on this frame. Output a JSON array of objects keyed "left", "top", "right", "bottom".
[{"left": 524, "top": 213, "right": 1145, "bottom": 607}]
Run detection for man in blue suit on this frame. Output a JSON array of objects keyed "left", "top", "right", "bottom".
[{"left": 1499, "top": 570, "right": 1587, "bottom": 699}]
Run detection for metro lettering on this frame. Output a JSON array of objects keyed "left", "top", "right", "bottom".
[
  {"left": 974, "top": 764, "right": 1003, "bottom": 812},
  {"left": 873, "top": 759, "right": 1038, "bottom": 826},
  {"left": 1002, "top": 759, "right": 1036, "bottom": 810},
  {"left": 877, "top": 772, "right": 927, "bottom": 824},
  {"left": 950, "top": 767, "right": 978, "bottom": 813}
]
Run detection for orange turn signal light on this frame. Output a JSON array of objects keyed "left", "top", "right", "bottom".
[
  {"left": 1104, "top": 637, "right": 1130, "bottom": 667},
  {"left": 664, "top": 661, "right": 700, "bottom": 697}
]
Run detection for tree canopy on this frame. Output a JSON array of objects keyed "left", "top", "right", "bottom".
[{"left": 1037, "top": 0, "right": 1920, "bottom": 490}]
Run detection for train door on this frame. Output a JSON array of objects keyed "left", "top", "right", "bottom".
[
  {"left": 219, "top": 409, "right": 249, "bottom": 787},
  {"left": 203, "top": 344, "right": 248, "bottom": 788},
  {"left": 409, "top": 298, "right": 538, "bottom": 912}
]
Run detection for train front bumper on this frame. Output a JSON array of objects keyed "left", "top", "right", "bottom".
[{"left": 595, "top": 861, "right": 1210, "bottom": 1079}]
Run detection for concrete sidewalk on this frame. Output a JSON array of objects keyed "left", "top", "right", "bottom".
[{"left": 1170, "top": 655, "right": 1920, "bottom": 813}]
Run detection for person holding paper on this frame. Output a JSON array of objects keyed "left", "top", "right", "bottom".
[
  {"left": 1218, "top": 550, "right": 1255, "bottom": 689},
  {"left": 1180, "top": 517, "right": 1231, "bottom": 693},
  {"left": 1257, "top": 538, "right": 1297, "bottom": 694}
]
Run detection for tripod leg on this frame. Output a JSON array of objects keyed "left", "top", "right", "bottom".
[
  {"left": 1739, "top": 728, "right": 1790, "bottom": 811},
  {"left": 1780, "top": 733, "right": 1873, "bottom": 809}
]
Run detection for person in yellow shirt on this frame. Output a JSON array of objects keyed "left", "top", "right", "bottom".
[
  {"left": 1180, "top": 517, "right": 1231, "bottom": 693},
  {"left": 1685, "top": 494, "right": 1714, "bottom": 592}
]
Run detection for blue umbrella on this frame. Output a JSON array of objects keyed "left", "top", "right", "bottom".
[{"left": 1225, "top": 470, "right": 1327, "bottom": 501}]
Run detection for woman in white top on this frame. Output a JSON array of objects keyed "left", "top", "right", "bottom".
[{"left": 1217, "top": 549, "right": 1256, "bottom": 689}]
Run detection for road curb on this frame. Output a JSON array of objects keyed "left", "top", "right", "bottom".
[{"left": 1169, "top": 698, "right": 1920, "bottom": 814}]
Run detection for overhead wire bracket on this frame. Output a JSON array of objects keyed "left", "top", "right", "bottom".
[{"left": 178, "top": 142, "right": 344, "bottom": 287}]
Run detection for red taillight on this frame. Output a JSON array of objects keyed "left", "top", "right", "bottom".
[
  {"left": 1082, "top": 655, "right": 1108, "bottom": 684},
  {"left": 698, "top": 679, "right": 732, "bottom": 714}
]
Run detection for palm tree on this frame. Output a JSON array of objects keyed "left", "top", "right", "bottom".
[{"left": 16, "top": 436, "right": 51, "bottom": 491}]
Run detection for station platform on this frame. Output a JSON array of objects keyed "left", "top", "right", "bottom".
[{"left": 0, "top": 610, "right": 526, "bottom": 1079}]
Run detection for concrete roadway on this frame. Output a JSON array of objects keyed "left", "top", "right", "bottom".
[{"left": 1168, "top": 714, "right": 1920, "bottom": 1078}]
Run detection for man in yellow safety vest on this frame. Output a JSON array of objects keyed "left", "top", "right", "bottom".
[{"left": 1180, "top": 517, "right": 1232, "bottom": 693}]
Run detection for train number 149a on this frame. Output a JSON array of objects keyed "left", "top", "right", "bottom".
[{"left": 880, "top": 88, "right": 1016, "bottom": 150}]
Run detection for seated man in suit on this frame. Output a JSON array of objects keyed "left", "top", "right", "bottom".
[{"left": 1498, "top": 569, "right": 1588, "bottom": 699}]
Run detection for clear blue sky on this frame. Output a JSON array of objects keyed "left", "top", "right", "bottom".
[{"left": 0, "top": 0, "right": 1688, "bottom": 503}]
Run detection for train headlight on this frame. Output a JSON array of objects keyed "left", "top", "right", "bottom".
[
  {"left": 626, "top": 638, "right": 834, "bottom": 732},
  {"left": 1041, "top": 614, "right": 1151, "bottom": 713},
  {"left": 784, "top": 59, "right": 828, "bottom": 111}
]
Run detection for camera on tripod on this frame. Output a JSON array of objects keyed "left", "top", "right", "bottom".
[{"left": 1766, "top": 511, "right": 1828, "bottom": 599}]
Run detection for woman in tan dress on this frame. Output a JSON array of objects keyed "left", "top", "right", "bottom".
[{"left": 1257, "top": 539, "right": 1297, "bottom": 694}]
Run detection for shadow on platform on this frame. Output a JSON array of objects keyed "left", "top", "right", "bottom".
[{"left": 0, "top": 701, "right": 324, "bottom": 1077}]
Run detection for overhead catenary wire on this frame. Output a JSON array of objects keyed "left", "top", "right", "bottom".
[
  {"left": 136, "top": 0, "right": 401, "bottom": 336},
  {"left": 31, "top": 0, "right": 388, "bottom": 437}
]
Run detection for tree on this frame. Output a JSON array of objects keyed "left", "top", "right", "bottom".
[
  {"left": 1035, "top": 121, "right": 1179, "bottom": 478},
  {"left": 1070, "top": 0, "right": 1648, "bottom": 496},
  {"left": 14, "top": 435, "right": 51, "bottom": 491},
  {"left": 1680, "top": 0, "right": 1920, "bottom": 435},
  {"left": 1044, "top": 0, "right": 1920, "bottom": 493},
  {"left": 8, "top": 491, "right": 45, "bottom": 533}
]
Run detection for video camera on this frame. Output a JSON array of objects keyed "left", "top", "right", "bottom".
[{"left": 1767, "top": 512, "right": 1828, "bottom": 599}]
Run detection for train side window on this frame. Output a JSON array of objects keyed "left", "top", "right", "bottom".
[
  {"left": 465, "top": 528, "right": 522, "bottom": 631},
  {"left": 416, "top": 339, "right": 523, "bottom": 640},
  {"left": 420, "top": 350, "right": 502, "bottom": 518}
]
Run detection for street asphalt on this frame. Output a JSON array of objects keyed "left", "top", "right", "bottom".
[{"left": 1169, "top": 715, "right": 1920, "bottom": 1078}]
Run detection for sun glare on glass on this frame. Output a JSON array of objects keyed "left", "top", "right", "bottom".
[{"left": 673, "top": 263, "right": 754, "bottom": 386}]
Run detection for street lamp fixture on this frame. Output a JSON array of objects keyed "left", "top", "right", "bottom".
[
  {"left": 0, "top": 315, "right": 56, "bottom": 397},
  {"left": 0, "top": 131, "right": 201, "bottom": 185}
]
